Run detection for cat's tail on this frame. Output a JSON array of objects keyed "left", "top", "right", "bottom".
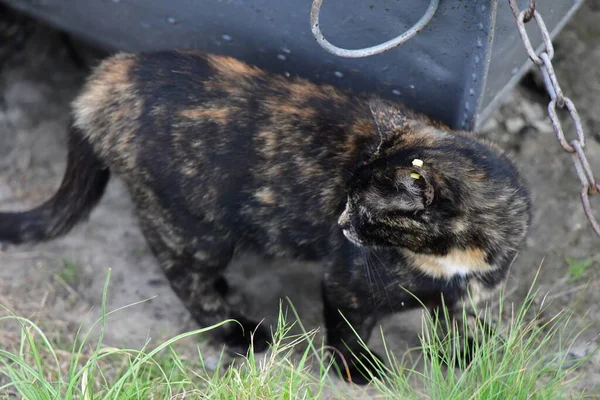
[{"left": 0, "top": 123, "right": 110, "bottom": 244}]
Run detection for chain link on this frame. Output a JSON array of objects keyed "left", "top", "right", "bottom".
[
  {"left": 509, "top": 0, "right": 536, "bottom": 23},
  {"left": 509, "top": 0, "right": 600, "bottom": 237}
]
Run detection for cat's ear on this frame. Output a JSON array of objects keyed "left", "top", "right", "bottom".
[
  {"left": 395, "top": 167, "right": 434, "bottom": 211},
  {"left": 368, "top": 97, "right": 407, "bottom": 138}
]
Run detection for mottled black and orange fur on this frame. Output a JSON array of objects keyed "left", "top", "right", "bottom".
[{"left": 0, "top": 50, "right": 531, "bottom": 384}]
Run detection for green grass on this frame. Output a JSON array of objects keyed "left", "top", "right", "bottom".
[
  {"left": 566, "top": 256, "right": 597, "bottom": 282},
  {"left": 56, "top": 259, "right": 81, "bottom": 286},
  {"left": 0, "top": 269, "right": 595, "bottom": 399}
]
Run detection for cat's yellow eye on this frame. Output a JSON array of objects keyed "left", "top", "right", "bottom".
[
  {"left": 410, "top": 172, "right": 421, "bottom": 180},
  {"left": 411, "top": 159, "right": 424, "bottom": 167}
]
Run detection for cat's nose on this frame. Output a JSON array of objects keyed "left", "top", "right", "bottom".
[{"left": 339, "top": 219, "right": 351, "bottom": 229}]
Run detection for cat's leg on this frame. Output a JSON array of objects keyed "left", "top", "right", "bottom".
[
  {"left": 430, "top": 279, "right": 498, "bottom": 367},
  {"left": 322, "top": 262, "right": 387, "bottom": 385},
  {"left": 138, "top": 215, "right": 271, "bottom": 353}
]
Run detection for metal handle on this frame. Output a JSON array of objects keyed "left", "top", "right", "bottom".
[{"left": 310, "top": 0, "right": 439, "bottom": 58}]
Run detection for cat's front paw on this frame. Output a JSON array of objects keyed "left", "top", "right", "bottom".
[
  {"left": 221, "top": 314, "right": 271, "bottom": 354},
  {"left": 436, "top": 315, "right": 498, "bottom": 368},
  {"left": 330, "top": 349, "right": 386, "bottom": 385},
  {"left": 436, "top": 336, "right": 478, "bottom": 368}
]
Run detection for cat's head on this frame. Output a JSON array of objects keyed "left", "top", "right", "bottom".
[
  {"left": 338, "top": 98, "right": 529, "bottom": 254},
  {"left": 338, "top": 148, "right": 441, "bottom": 252}
]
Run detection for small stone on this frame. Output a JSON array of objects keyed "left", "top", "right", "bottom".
[
  {"left": 532, "top": 120, "right": 553, "bottom": 134},
  {"left": 480, "top": 117, "right": 499, "bottom": 133},
  {"left": 203, "top": 355, "right": 221, "bottom": 371},
  {"left": 505, "top": 117, "right": 526, "bottom": 134},
  {"left": 520, "top": 101, "right": 544, "bottom": 123}
]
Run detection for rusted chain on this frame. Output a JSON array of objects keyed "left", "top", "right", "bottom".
[
  {"left": 309, "top": 0, "right": 439, "bottom": 58},
  {"left": 508, "top": 0, "right": 600, "bottom": 237},
  {"left": 509, "top": 0, "right": 536, "bottom": 23}
]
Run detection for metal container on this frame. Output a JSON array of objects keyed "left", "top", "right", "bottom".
[{"left": 3, "top": 0, "right": 584, "bottom": 130}]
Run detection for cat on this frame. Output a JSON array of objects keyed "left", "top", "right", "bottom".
[{"left": 0, "top": 50, "right": 531, "bottom": 384}]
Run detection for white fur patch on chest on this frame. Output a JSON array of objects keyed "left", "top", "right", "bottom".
[
  {"left": 434, "top": 257, "right": 474, "bottom": 276},
  {"left": 404, "top": 248, "right": 493, "bottom": 279}
]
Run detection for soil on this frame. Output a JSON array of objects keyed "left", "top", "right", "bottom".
[{"left": 0, "top": 2, "right": 599, "bottom": 398}]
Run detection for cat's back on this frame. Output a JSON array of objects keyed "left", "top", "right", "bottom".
[
  {"left": 71, "top": 51, "right": 236, "bottom": 167},
  {"left": 71, "top": 50, "right": 365, "bottom": 171}
]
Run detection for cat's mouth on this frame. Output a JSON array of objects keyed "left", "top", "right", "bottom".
[{"left": 342, "top": 228, "right": 364, "bottom": 247}]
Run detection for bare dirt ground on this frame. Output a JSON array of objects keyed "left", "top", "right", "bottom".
[{"left": 0, "top": 2, "right": 599, "bottom": 398}]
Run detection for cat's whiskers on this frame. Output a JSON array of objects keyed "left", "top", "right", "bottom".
[
  {"left": 368, "top": 249, "right": 400, "bottom": 310},
  {"left": 366, "top": 254, "right": 388, "bottom": 306},
  {"left": 356, "top": 246, "right": 377, "bottom": 303}
]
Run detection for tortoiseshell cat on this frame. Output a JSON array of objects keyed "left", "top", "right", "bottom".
[{"left": 0, "top": 50, "right": 531, "bottom": 384}]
